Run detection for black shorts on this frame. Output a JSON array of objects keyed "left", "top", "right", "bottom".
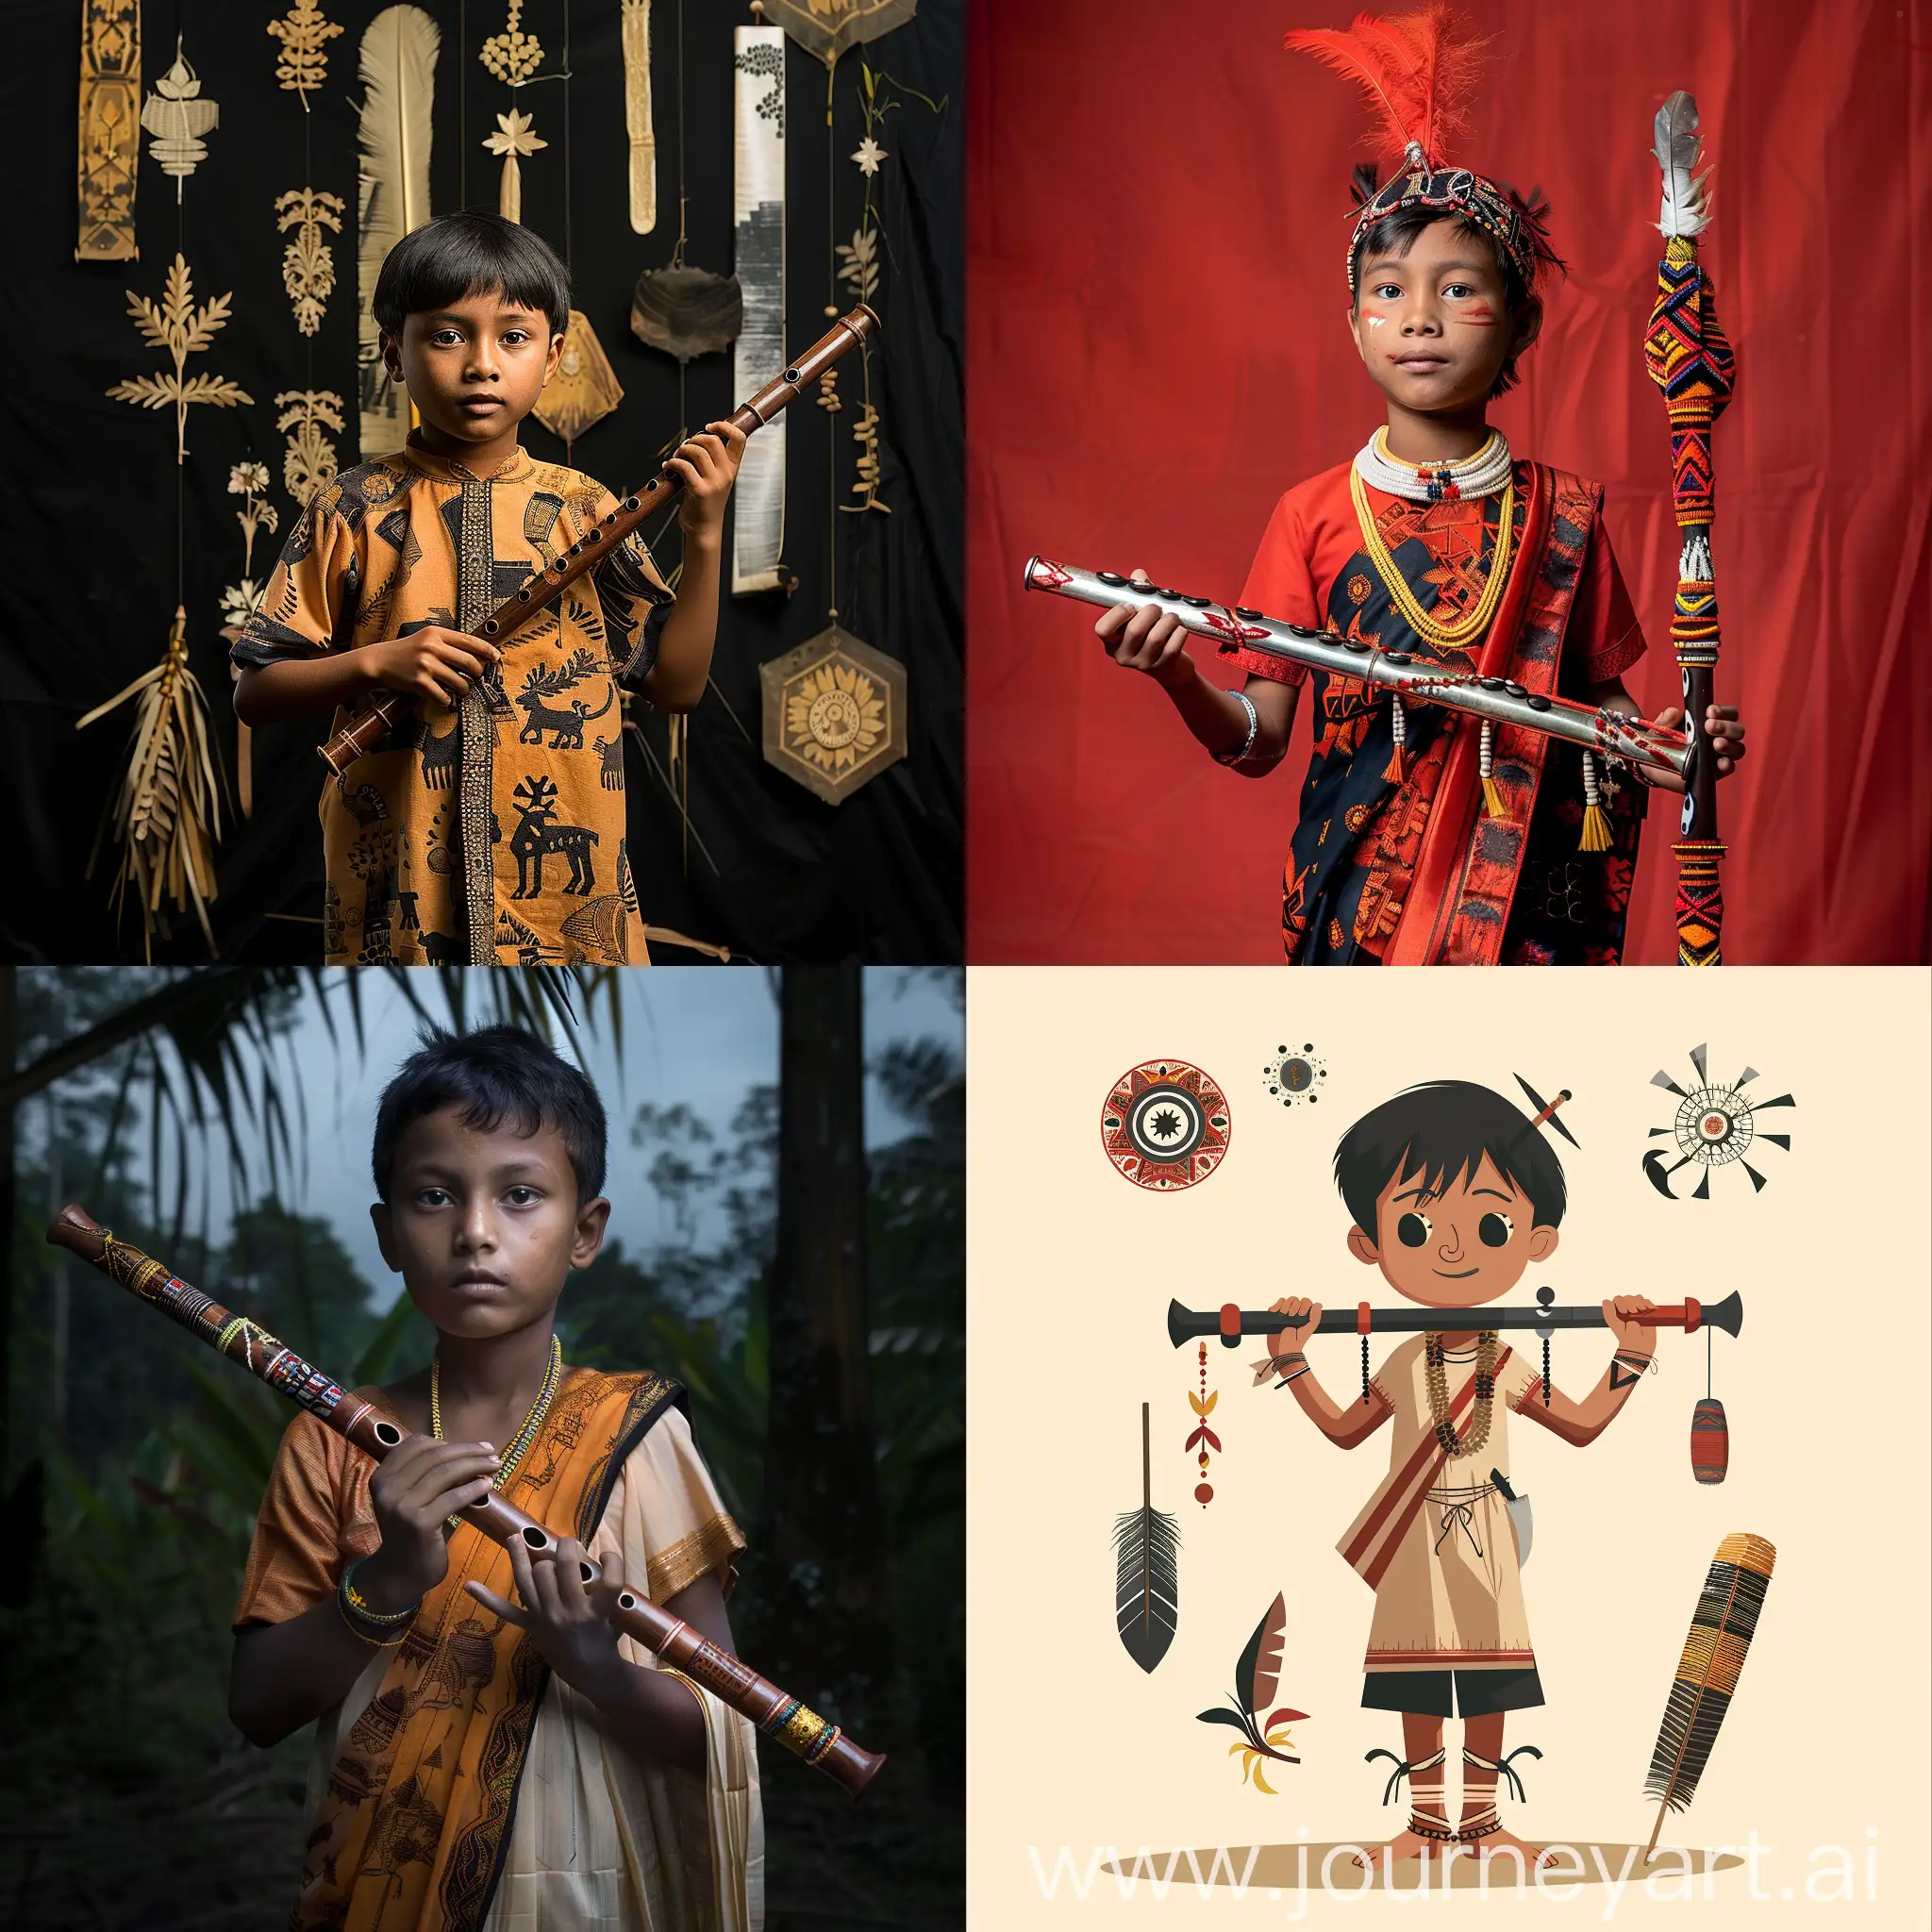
[{"left": 1360, "top": 1667, "right": 1544, "bottom": 1719}]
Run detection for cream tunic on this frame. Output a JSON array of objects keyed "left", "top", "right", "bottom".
[{"left": 1338, "top": 1335, "right": 1542, "bottom": 1674}]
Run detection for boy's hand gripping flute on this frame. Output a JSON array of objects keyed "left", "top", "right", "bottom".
[
  {"left": 46, "top": 1204, "right": 886, "bottom": 1797},
  {"left": 318, "top": 305, "right": 880, "bottom": 776},
  {"left": 1645, "top": 92, "right": 1736, "bottom": 963},
  {"left": 1022, "top": 558, "right": 1695, "bottom": 780}
]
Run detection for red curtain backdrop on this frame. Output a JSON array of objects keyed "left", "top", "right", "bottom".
[{"left": 967, "top": 0, "right": 1931, "bottom": 963}]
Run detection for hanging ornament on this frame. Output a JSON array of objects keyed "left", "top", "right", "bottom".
[
  {"left": 759, "top": 625, "right": 905, "bottom": 805},
  {"left": 630, "top": 264, "right": 741, "bottom": 363},
  {"left": 622, "top": 0, "right": 657, "bottom": 234},
  {"left": 142, "top": 42, "right": 219, "bottom": 199},
  {"left": 479, "top": 0, "right": 544, "bottom": 86},
  {"left": 76, "top": 0, "right": 142, "bottom": 262},
  {"left": 1188, "top": 1342, "right": 1220, "bottom": 1506},
  {"left": 850, "top": 135, "right": 886, "bottom": 176},
  {"left": 356, "top": 7, "right": 439, "bottom": 458},
  {"left": 267, "top": 0, "right": 343, "bottom": 108},
  {"left": 75, "top": 606, "right": 223, "bottom": 957},
  {"left": 218, "top": 463, "right": 276, "bottom": 819},
  {"left": 759, "top": 0, "right": 916, "bottom": 70},
  {"left": 107, "top": 254, "right": 252, "bottom": 464},
  {"left": 1642, "top": 1044, "right": 1795, "bottom": 1200},
  {"left": 276, "top": 388, "right": 343, "bottom": 507},
  {"left": 532, "top": 312, "right": 626, "bottom": 447},
  {"left": 275, "top": 187, "right": 345, "bottom": 337},
  {"left": 1100, "top": 1059, "right": 1233, "bottom": 1192},
  {"left": 732, "top": 19, "right": 789, "bottom": 594},
  {"left": 483, "top": 108, "right": 546, "bottom": 224}
]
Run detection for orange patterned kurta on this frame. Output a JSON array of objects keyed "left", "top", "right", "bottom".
[
  {"left": 234, "top": 436, "right": 675, "bottom": 966},
  {"left": 235, "top": 1369, "right": 759, "bottom": 1930}
]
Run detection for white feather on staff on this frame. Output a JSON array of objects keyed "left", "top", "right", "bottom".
[
  {"left": 1654, "top": 90, "right": 1712, "bottom": 241},
  {"left": 357, "top": 5, "right": 438, "bottom": 458},
  {"left": 623, "top": 0, "right": 657, "bottom": 234},
  {"left": 76, "top": 606, "right": 222, "bottom": 958}
]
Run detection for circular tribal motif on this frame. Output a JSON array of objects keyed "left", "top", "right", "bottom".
[
  {"left": 1263, "top": 1041, "right": 1327, "bottom": 1107},
  {"left": 1101, "top": 1059, "right": 1231, "bottom": 1191},
  {"left": 1674, "top": 1086, "right": 1754, "bottom": 1166}
]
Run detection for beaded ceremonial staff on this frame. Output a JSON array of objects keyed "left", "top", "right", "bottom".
[
  {"left": 1644, "top": 92, "right": 1737, "bottom": 965},
  {"left": 45, "top": 1205, "right": 885, "bottom": 1796}
]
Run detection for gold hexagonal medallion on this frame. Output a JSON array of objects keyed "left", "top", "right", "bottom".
[{"left": 759, "top": 625, "right": 907, "bottom": 806}]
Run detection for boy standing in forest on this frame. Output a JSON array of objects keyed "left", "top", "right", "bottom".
[
  {"left": 234, "top": 213, "right": 741, "bottom": 968},
  {"left": 1096, "top": 9, "right": 1745, "bottom": 963},
  {"left": 1262, "top": 1081, "right": 1657, "bottom": 1869},
  {"left": 228, "top": 1025, "right": 761, "bottom": 1926}
]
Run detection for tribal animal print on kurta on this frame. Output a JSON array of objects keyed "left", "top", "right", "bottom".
[{"left": 234, "top": 436, "right": 673, "bottom": 965}]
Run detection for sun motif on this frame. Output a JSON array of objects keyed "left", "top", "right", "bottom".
[{"left": 783, "top": 660, "right": 886, "bottom": 774}]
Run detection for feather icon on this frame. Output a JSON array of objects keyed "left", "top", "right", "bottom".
[
  {"left": 1112, "top": 1404, "right": 1179, "bottom": 1673},
  {"left": 1653, "top": 90, "right": 1713, "bottom": 241},
  {"left": 1196, "top": 1592, "right": 1307, "bottom": 1793},
  {"left": 1641, "top": 1533, "right": 1774, "bottom": 1858}
]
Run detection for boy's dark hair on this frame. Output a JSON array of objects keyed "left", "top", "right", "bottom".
[
  {"left": 373, "top": 211, "right": 571, "bottom": 340},
  {"left": 1333, "top": 1080, "right": 1566, "bottom": 1237},
  {"left": 372, "top": 1025, "right": 607, "bottom": 1202},
  {"left": 1347, "top": 166, "right": 1567, "bottom": 398}
]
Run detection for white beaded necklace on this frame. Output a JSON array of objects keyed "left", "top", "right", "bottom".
[{"left": 1354, "top": 427, "right": 1513, "bottom": 504}]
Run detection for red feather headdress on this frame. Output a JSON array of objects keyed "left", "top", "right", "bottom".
[
  {"left": 1285, "top": 5, "right": 1489, "bottom": 169},
  {"left": 1286, "top": 7, "right": 1557, "bottom": 296}
]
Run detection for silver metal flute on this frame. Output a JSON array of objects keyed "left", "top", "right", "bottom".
[{"left": 1022, "top": 555, "right": 1693, "bottom": 779}]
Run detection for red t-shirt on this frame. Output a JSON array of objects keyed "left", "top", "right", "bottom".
[{"left": 1229, "top": 459, "right": 1646, "bottom": 688}]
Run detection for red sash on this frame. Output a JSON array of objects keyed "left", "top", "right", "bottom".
[
  {"left": 1340, "top": 1349, "right": 1516, "bottom": 1591},
  {"left": 1385, "top": 466, "right": 1601, "bottom": 964}
]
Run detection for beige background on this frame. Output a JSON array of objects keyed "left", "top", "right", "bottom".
[{"left": 966, "top": 968, "right": 1931, "bottom": 1925}]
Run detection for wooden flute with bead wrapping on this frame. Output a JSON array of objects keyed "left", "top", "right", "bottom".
[
  {"left": 317, "top": 304, "right": 880, "bottom": 776},
  {"left": 45, "top": 1205, "right": 886, "bottom": 1797},
  {"left": 1023, "top": 556, "right": 1695, "bottom": 780}
]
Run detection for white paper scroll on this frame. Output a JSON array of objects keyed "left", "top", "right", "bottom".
[{"left": 731, "top": 24, "right": 787, "bottom": 595}]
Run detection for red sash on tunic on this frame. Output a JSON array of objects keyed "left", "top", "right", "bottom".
[
  {"left": 1385, "top": 468, "right": 1602, "bottom": 963},
  {"left": 1339, "top": 1348, "right": 1517, "bottom": 1591}
]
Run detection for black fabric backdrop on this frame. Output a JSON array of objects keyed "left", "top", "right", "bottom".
[{"left": 1, "top": 0, "right": 961, "bottom": 965}]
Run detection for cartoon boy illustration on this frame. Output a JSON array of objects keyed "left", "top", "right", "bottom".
[{"left": 1264, "top": 1081, "right": 1657, "bottom": 1868}]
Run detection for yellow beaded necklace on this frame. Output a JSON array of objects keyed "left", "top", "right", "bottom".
[
  {"left": 1349, "top": 457, "right": 1518, "bottom": 654},
  {"left": 431, "top": 1333, "right": 563, "bottom": 1525}
]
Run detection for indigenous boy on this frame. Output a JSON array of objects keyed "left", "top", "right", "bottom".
[
  {"left": 1261, "top": 1082, "right": 1657, "bottom": 1869},
  {"left": 1096, "top": 15, "right": 1746, "bottom": 963},
  {"left": 234, "top": 213, "right": 743, "bottom": 967},
  {"left": 228, "top": 1027, "right": 761, "bottom": 1928}
]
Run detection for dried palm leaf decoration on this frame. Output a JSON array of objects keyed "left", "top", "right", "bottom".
[
  {"left": 622, "top": 0, "right": 657, "bottom": 233},
  {"left": 76, "top": 607, "right": 223, "bottom": 957},
  {"left": 356, "top": 6, "right": 438, "bottom": 458}
]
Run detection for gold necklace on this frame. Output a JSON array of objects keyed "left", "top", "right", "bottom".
[
  {"left": 1349, "top": 461, "right": 1518, "bottom": 653},
  {"left": 431, "top": 1332, "right": 563, "bottom": 1499}
]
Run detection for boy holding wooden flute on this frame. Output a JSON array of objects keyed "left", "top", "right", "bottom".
[
  {"left": 232, "top": 212, "right": 742, "bottom": 967},
  {"left": 228, "top": 1024, "right": 761, "bottom": 1925}
]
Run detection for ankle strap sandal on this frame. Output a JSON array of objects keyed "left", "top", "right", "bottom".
[
  {"left": 1365, "top": 1745, "right": 1447, "bottom": 1807},
  {"left": 1461, "top": 1743, "right": 1542, "bottom": 1805}
]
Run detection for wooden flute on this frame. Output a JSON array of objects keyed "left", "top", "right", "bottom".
[
  {"left": 1167, "top": 1290, "right": 1742, "bottom": 1349},
  {"left": 318, "top": 304, "right": 881, "bottom": 776},
  {"left": 1023, "top": 555, "right": 1694, "bottom": 779},
  {"left": 46, "top": 1204, "right": 885, "bottom": 1798}
]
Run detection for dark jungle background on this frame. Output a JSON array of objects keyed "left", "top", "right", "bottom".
[
  {"left": 0, "top": 964, "right": 963, "bottom": 1927},
  {"left": 2, "top": 0, "right": 961, "bottom": 964}
]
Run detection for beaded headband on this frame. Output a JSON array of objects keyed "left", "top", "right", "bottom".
[{"left": 1347, "top": 141, "right": 1535, "bottom": 296}]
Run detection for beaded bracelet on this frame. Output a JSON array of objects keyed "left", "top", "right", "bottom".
[
  {"left": 1212, "top": 690, "right": 1260, "bottom": 767},
  {"left": 1275, "top": 1364, "right": 1311, "bottom": 1388},
  {"left": 338, "top": 1557, "right": 419, "bottom": 1644}
]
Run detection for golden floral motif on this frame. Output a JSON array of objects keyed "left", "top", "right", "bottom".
[
  {"left": 107, "top": 254, "right": 252, "bottom": 463},
  {"left": 784, "top": 661, "right": 884, "bottom": 774},
  {"left": 267, "top": 0, "right": 343, "bottom": 105},
  {"left": 275, "top": 187, "right": 345, "bottom": 336}
]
